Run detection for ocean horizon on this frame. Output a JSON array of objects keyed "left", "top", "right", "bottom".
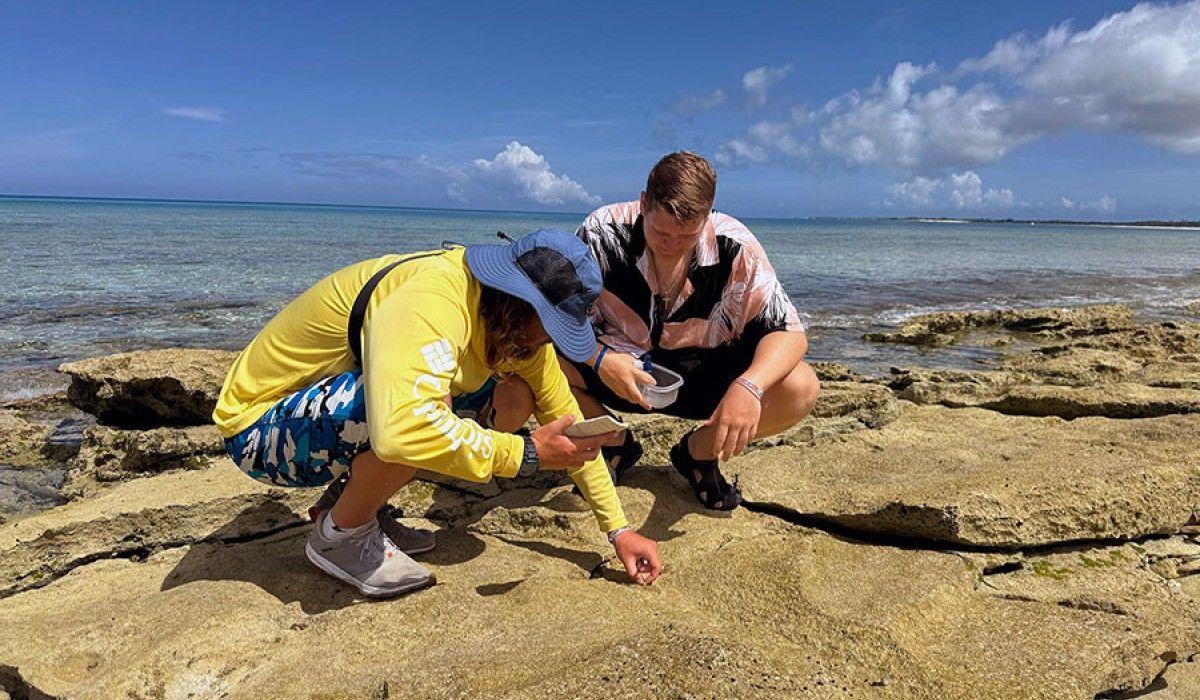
[
  {"left": 7, "top": 193, "right": 1196, "bottom": 226},
  {"left": 3, "top": 195, "right": 1199, "bottom": 401}
]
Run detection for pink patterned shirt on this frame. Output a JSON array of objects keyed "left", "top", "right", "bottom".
[{"left": 576, "top": 201, "right": 803, "bottom": 360}]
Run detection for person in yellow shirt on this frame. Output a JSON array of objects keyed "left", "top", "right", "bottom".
[{"left": 214, "top": 229, "right": 661, "bottom": 597}]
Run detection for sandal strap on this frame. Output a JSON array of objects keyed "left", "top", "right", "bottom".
[
  {"left": 671, "top": 430, "right": 742, "bottom": 510},
  {"left": 602, "top": 427, "right": 643, "bottom": 481}
]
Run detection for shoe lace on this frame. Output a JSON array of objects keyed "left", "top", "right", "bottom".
[{"left": 356, "top": 523, "right": 401, "bottom": 564}]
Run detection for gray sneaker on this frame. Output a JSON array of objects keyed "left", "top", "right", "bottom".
[
  {"left": 305, "top": 512, "right": 435, "bottom": 597},
  {"left": 310, "top": 473, "right": 437, "bottom": 555},
  {"left": 377, "top": 505, "right": 438, "bottom": 555}
]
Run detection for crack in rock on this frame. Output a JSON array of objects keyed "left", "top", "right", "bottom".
[
  {"left": 1, "top": 519, "right": 309, "bottom": 600},
  {"left": 744, "top": 499, "right": 1179, "bottom": 555}
]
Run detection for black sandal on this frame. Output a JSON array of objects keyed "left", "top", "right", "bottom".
[
  {"left": 602, "top": 429, "right": 643, "bottom": 484},
  {"left": 669, "top": 430, "right": 742, "bottom": 511}
]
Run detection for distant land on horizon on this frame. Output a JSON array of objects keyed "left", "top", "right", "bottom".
[{"left": 902, "top": 216, "right": 1200, "bottom": 229}]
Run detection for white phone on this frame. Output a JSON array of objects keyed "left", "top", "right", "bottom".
[{"left": 563, "top": 415, "right": 628, "bottom": 438}]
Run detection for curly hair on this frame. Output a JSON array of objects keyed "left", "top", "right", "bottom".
[{"left": 478, "top": 284, "right": 541, "bottom": 366}]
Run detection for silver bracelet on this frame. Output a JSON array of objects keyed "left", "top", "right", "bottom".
[
  {"left": 607, "top": 525, "right": 633, "bottom": 544},
  {"left": 734, "top": 376, "right": 764, "bottom": 401}
]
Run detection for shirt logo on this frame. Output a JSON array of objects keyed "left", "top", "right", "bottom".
[
  {"left": 420, "top": 339, "right": 457, "bottom": 374},
  {"left": 411, "top": 337, "right": 494, "bottom": 460}
]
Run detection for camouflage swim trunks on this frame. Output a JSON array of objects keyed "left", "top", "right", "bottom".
[{"left": 224, "top": 370, "right": 498, "bottom": 487}]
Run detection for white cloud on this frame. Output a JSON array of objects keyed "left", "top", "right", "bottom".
[
  {"left": 1091, "top": 195, "right": 1117, "bottom": 213},
  {"left": 716, "top": 116, "right": 810, "bottom": 165},
  {"left": 1013, "top": 2, "right": 1200, "bottom": 153},
  {"left": 957, "top": 23, "right": 1071, "bottom": 76},
  {"left": 948, "top": 171, "right": 1014, "bottom": 208},
  {"left": 886, "top": 175, "right": 942, "bottom": 207},
  {"left": 716, "top": 138, "right": 769, "bottom": 165},
  {"left": 163, "top": 107, "right": 225, "bottom": 123},
  {"left": 742, "top": 64, "right": 793, "bottom": 106},
  {"left": 1060, "top": 194, "right": 1117, "bottom": 213},
  {"left": 885, "top": 170, "right": 1014, "bottom": 209},
  {"left": 1084, "top": 195, "right": 1117, "bottom": 213},
  {"left": 717, "top": 1, "right": 1200, "bottom": 174},
  {"left": 671, "top": 89, "right": 727, "bottom": 114},
  {"left": 466, "top": 141, "right": 600, "bottom": 207},
  {"left": 281, "top": 141, "right": 599, "bottom": 209},
  {"left": 814, "top": 62, "right": 1027, "bottom": 172}
]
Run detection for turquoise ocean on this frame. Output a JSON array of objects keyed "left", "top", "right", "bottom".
[{"left": 4, "top": 196, "right": 1200, "bottom": 401}]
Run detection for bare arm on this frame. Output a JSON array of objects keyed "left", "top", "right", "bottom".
[
  {"left": 739, "top": 330, "right": 807, "bottom": 392},
  {"left": 704, "top": 330, "right": 806, "bottom": 461}
]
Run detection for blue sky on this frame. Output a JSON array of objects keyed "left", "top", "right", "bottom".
[{"left": 2, "top": 1, "right": 1198, "bottom": 219}]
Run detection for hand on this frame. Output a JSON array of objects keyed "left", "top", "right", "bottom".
[
  {"left": 530, "top": 415, "right": 610, "bottom": 469},
  {"left": 596, "top": 351, "right": 654, "bottom": 410},
  {"left": 612, "top": 530, "right": 662, "bottom": 586},
  {"left": 705, "top": 382, "right": 762, "bottom": 460}
]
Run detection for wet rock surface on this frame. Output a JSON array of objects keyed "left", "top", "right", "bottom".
[
  {"left": 0, "top": 467, "right": 64, "bottom": 524},
  {"left": 999, "top": 322, "right": 1200, "bottom": 389},
  {"left": 877, "top": 316, "right": 1200, "bottom": 420},
  {"left": 0, "top": 411, "right": 59, "bottom": 469},
  {"left": 864, "top": 304, "right": 1135, "bottom": 346},
  {"left": 15, "top": 404, "right": 91, "bottom": 454},
  {"left": 5, "top": 309, "right": 1200, "bottom": 698}
]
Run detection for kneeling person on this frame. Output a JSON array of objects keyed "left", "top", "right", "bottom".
[
  {"left": 214, "top": 229, "right": 661, "bottom": 596},
  {"left": 565, "top": 152, "right": 820, "bottom": 510}
]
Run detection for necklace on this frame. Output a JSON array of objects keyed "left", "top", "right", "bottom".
[{"left": 651, "top": 253, "right": 690, "bottom": 312}]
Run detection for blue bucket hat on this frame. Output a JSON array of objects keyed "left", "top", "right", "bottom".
[{"left": 465, "top": 228, "right": 602, "bottom": 362}]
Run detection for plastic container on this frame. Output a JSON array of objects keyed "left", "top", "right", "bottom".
[{"left": 639, "top": 364, "right": 684, "bottom": 409}]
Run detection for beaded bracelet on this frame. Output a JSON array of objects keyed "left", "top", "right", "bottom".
[
  {"left": 607, "top": 524, "right": 633, "bottom": 544},
  {"left": 734, "top": 376, "right": 764, "bottom": 401}
]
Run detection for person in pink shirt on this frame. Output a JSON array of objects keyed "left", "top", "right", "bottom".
[{"left": 562, "top": 152, "right": 820, "bottom": 511}]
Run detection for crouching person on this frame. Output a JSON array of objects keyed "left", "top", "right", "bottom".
[
  {"left": 213, "top": 229, "right": 661, "bottom": 597},
  {"left": 567, "top": 152, "right": 820, "bottom": 510}
]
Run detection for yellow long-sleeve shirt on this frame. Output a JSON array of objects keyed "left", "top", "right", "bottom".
[{"left": 213, "top": 248, "right": 628, "bottom": 532}]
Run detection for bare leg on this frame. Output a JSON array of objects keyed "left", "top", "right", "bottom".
[
  {"left": 688, "top": 361, "right": 821, "bottom": 459},
  {"left": 557, "top": 356, "right": 625, "bottom": 450},
  {"left": 557, "top": 355, "right": 611, "bottom": 419},
  {"left": 329, "top": 450, "right": 417, "bottom": 529},
  {"left": 489, "top": 375, "right": 536, "bottom": 433}
]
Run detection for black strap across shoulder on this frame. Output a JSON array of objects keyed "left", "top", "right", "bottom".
[{"left": 347, "top": 250, "right": 447, "bottom": 366}]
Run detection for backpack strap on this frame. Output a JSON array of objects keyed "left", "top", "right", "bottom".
[{"left": 347, "top": 251, "right": 446, "bottom": 366}]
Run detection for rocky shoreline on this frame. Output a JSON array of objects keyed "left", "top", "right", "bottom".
[{"left": 2, "top": 304, "right": 1200, "bottom": 698}]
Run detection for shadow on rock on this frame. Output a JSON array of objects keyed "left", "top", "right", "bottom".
[
  {"left": 497, "top": 537, "right": 606, "bottom": 574},
  {"left": 160, "top": 500, "right": 365, "bottom": 614},
  {"left": 621, "top": 465, "right": 733, "bottom": 542},
  {"left": 155, "top": 464, "right": 722, "bottom": 606},
  {"left": 430, "top": 483, "right": 602, "bottom": 574},
  {"left": 416, "top": 525, "right": 487, "bottom": 567},
  {"left": 475, "top": 579, "right": 524, "bottom": 596}
]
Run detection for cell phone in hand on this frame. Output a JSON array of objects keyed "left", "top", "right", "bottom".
[{"left": 563, "top": 415, "right": 628, "bottom": 438}]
